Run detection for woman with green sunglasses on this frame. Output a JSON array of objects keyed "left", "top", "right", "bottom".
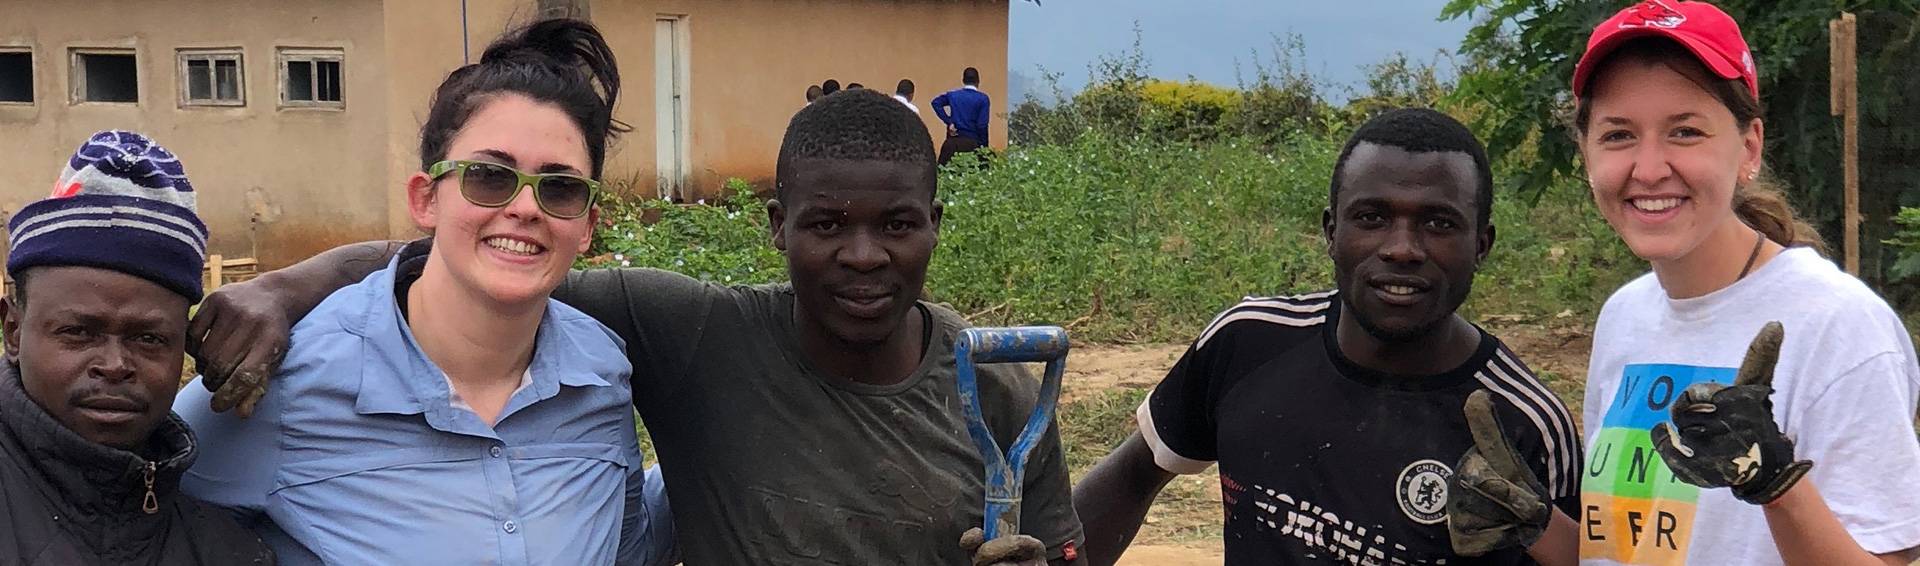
[
  {"left": 426, "top": 158, "right": 601, "bottom": 220},
  {"left": 175, "top": 19, "right": 674, "bottom": 566}
]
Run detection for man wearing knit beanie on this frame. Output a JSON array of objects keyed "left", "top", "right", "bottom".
[{"left": 0, "top": 130, "right": 273, "bottom": 564}]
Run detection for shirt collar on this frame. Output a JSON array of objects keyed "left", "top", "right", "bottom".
[
  {"left": 962, "top": 85, "right": 980, "bottom": 91},
  {"left": 343, "top": 248, "right": 615, "bottom": 431}
]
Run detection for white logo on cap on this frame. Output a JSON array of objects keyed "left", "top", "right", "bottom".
[{"left": 1619, "top": 0, "right": 1687, "bottom": 29}]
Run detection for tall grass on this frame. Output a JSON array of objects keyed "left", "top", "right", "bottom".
[{"left": 584, "top": 132, "right": 1641, "bottom": 344}]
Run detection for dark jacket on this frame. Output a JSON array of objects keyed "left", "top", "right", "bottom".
[{"left": 0, "top": 363, "right": 274, "bottom": 566}]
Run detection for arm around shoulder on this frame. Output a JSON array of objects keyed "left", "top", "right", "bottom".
[{"left": 188, "top": 239, "right": 413, "bottom": 415}]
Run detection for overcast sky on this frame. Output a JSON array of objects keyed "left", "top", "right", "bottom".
[{"left": 1007, "top": 0, "right": 1474, "bottom": 103}]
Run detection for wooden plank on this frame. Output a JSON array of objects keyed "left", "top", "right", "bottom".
[
  {"left": 1834, "top": 13, "right": 1861, "bottom": 275},
  {"left": 207, "top": 254, "right": 224, "bottom": 292}
]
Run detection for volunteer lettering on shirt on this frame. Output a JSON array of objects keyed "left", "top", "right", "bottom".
[{"left": 1580, "top": 248, "right": 1920, "bottom": 566}]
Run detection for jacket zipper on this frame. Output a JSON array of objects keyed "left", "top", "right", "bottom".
[{"left": 141, "top": 461, "right": 158, "bottom": 514}]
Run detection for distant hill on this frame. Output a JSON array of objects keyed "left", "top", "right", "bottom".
[{"left": 1009, "top": 69, "right": 1033, "bottom": 105}]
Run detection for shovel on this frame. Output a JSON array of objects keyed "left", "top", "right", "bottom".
[{"left": 954, "top": 325, "right": 1069, "bottom": 541}]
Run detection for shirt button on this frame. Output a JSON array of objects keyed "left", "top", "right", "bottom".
[
  {"left": 489, "top": 445, "right": 503, "bottom": 458},
  {"left": 503, "top": 520, "right": 518, "bottom": 533}
]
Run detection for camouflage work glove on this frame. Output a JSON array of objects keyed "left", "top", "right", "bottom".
[
  {"left": 959, "top": 527, "right": 1046, "bottom": 566},
  {"left": 1447, "top": 389, "right": 1552, "bottom": 556},
  {"left": 1651, "top": 322, "right": 1811, "bottom": 505}
]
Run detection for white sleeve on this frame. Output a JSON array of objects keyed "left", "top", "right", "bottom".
[{"left": 1789, "top": 351, "right": 1920, "bottom": 555}]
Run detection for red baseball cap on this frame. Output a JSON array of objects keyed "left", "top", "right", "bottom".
[{"left": 1571, "top": 0, "right": 1758, "bottom": 99}]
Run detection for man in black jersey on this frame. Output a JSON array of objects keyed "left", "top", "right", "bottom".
[{"left": 1072, "top": 108, "right": 1581, "bottom": 566}]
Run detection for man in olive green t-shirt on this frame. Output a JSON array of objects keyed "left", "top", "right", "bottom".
[{"left": 186, "top": 89, "right": 1083, "bottom": 565}]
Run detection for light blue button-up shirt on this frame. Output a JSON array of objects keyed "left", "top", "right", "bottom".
[{"left": 176, "top": 255, "right": 674, "bottom": 565}]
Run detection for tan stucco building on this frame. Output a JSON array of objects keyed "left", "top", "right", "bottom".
[{"left": 0, "top": 0, "right": 1010, "bottom": 268}]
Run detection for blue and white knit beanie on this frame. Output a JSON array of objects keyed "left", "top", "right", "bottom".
[{"left": 7, "top": 131, "right": 209, "bottom": 301}]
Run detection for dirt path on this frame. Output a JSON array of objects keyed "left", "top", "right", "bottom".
[
  {"left": 1115, "top": 544, "right": 1224, "bottom": 565},
  {"left": 1062, "top": 343, "right": 1186, "bottom": 403}
]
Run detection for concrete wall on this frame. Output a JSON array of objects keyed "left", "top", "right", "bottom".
[
  {"left": 377, "top": 0, "right": 531, "bottom": 240},
  {"left": 0, "top": 0, "right": 1010, "bottom": 268},
  {"left": 0, "top": 0, "right": 392, "bottom": 268},
  {"left": 596, "top": 0, "right": 1011, "bottom": 200}
]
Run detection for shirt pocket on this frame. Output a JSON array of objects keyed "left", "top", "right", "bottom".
[{"left": 267, "top": 447, "right": 498, "bottom": 564}]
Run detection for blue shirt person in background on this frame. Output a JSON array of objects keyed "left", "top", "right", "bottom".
[
  {"left": 931, "top": 67, "right": 992, "bottom": 164},
  {"left": 173, "top": 19, "right": 673, "bottom": 565}
]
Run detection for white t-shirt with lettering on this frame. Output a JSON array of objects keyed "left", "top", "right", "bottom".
[{"left": 1580, "top": 247, "right": 1920, "bottom": 566}]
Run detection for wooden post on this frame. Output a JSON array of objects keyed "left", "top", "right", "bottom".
[
  {"left": 1830, "top": 13, "right": 1861, "bottom": 275},
  {"left": 206, "top": 254, "right": 224, "bottom": 293}
]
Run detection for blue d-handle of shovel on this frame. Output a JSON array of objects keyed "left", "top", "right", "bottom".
[{"left": 954, "top": 326, "right": 1069, "bottom": 542}]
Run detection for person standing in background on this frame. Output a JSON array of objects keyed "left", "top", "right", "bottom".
[
  {"left": 932, "top": 67, "right": 991, "bottom": 165},
  {"left": 894, "top": 79, "right": 920, "bottom": 115}
]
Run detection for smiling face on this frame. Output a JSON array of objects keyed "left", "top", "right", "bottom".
[
  {"left": 3, "top": 267, "right": 188, "bottom": 450},
  {"left": 1578, "top": 56, "right": 1763, "bottom": 265},
  {"left": 407, "top": 93, "right": 597, "bottom": 307},
  {"left": 769, "top": 159, "right": 941, "bottom": 348},
  {"left": 1324, "top": 143, "right": 1491, "bottom": 342}
]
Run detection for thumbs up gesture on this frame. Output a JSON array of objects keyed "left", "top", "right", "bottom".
[
  {"left": 1447, "top": 389, "right": 1552, "bottom": 555},
  {"left": 1650, "top": 321, "right": 1813, "bottom": 505}
]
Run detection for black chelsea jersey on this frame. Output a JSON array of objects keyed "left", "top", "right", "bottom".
[{"left": 1140, "top": 291, "right": 1581, "bottom": 565}]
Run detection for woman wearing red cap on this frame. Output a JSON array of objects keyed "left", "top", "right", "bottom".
[{"left": 1567, "top": 1, "right": 1920, "bottom": 565}]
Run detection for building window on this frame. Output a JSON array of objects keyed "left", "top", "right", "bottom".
[
  {"left": 278, "top": 48, "right": 342, "bottom": 108},
  {"left": 0, "top": 49, "right": 30, "bottom": 104},
  {"left": 71, "top": 49, "right": 139, "bottom": 104},
  {"left": 178, "top": 49, "right": 243, "bottom": 106}
]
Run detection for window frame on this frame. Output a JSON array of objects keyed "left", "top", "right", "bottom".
[
  {"left": 177, "top": 48, "right": 245, "bottom": 107},
  {"left": 68, "top": 47, "right": 141, "bottom": 105},
  {"left": 0, "top": 46, "right": 32, "bottom": 106},
  {"left": 276, "top": 47, "right": 344, "bottom": 110}
]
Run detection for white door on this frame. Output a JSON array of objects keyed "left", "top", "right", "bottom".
[{"left": 654, "top": 16, "right": 688, "bottom": 201}]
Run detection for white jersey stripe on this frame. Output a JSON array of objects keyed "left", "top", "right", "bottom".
[
  {"left": 1198, "top": 292, "right": 1335, "bottom": 334},
  {"left": 1194, "top": 293, "right": 1335, "bottom": 351},
  {"left": 1495, "top": 349, "right": 1578, "bottom": 432},
  {"left": 1489, "top": 351, "right": 1579, "bottom": 496},
  {"left": 1135, "top": 399, "right": 1214, "bottom": 474},
  {"left": 1227, "top": 298, "right": 1333, "bottom": 314},
  {"left": 1473, "top": 372, "right": 1567, "bottom": 497},
  {"left": 1483, "top": 364, "right": 1572, "bottom": 496},
  {"left": 1195, "top": 312, "right": 1327, "bottom": 350}
]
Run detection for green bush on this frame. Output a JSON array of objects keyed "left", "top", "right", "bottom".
[
  {"left": 581, "top": 178, "right": 785, "bottom": 286},
  {"left": 1140, "top": 79, "right": 1240, "bottom": 142},
  {"left": 1889, "top": 207, "right": 1920, "bottom": 283},
  {"left": 586, "top": 133, "right": 1640, "bottom": 343}
]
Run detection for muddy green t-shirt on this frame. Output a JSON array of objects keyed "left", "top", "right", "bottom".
[{"left": 555, "top": 267, "right": 1084, "bottom": 565}]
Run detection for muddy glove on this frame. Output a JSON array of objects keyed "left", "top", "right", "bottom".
[
  {"left": 1447, "top": 389, "right": 1551, "bottom": 556},
  {"left": 959, "top": 527, "right": 1046, "bottom": 566},
  {"left": 1651, "top": 321, "right": 1812, "bottom": 505}
]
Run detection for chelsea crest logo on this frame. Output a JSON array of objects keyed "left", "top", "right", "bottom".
[{"left": 1396, "top": 459, "right": 1452, "bottom": 525}]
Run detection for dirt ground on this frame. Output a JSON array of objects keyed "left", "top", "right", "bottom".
[{"left": 1060, "top": 319, "right": 1597, "bottom": 564}]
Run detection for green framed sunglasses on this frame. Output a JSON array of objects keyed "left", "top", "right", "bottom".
[{"left": 427, "top": 160, "right": 602, "bottom": 219}]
